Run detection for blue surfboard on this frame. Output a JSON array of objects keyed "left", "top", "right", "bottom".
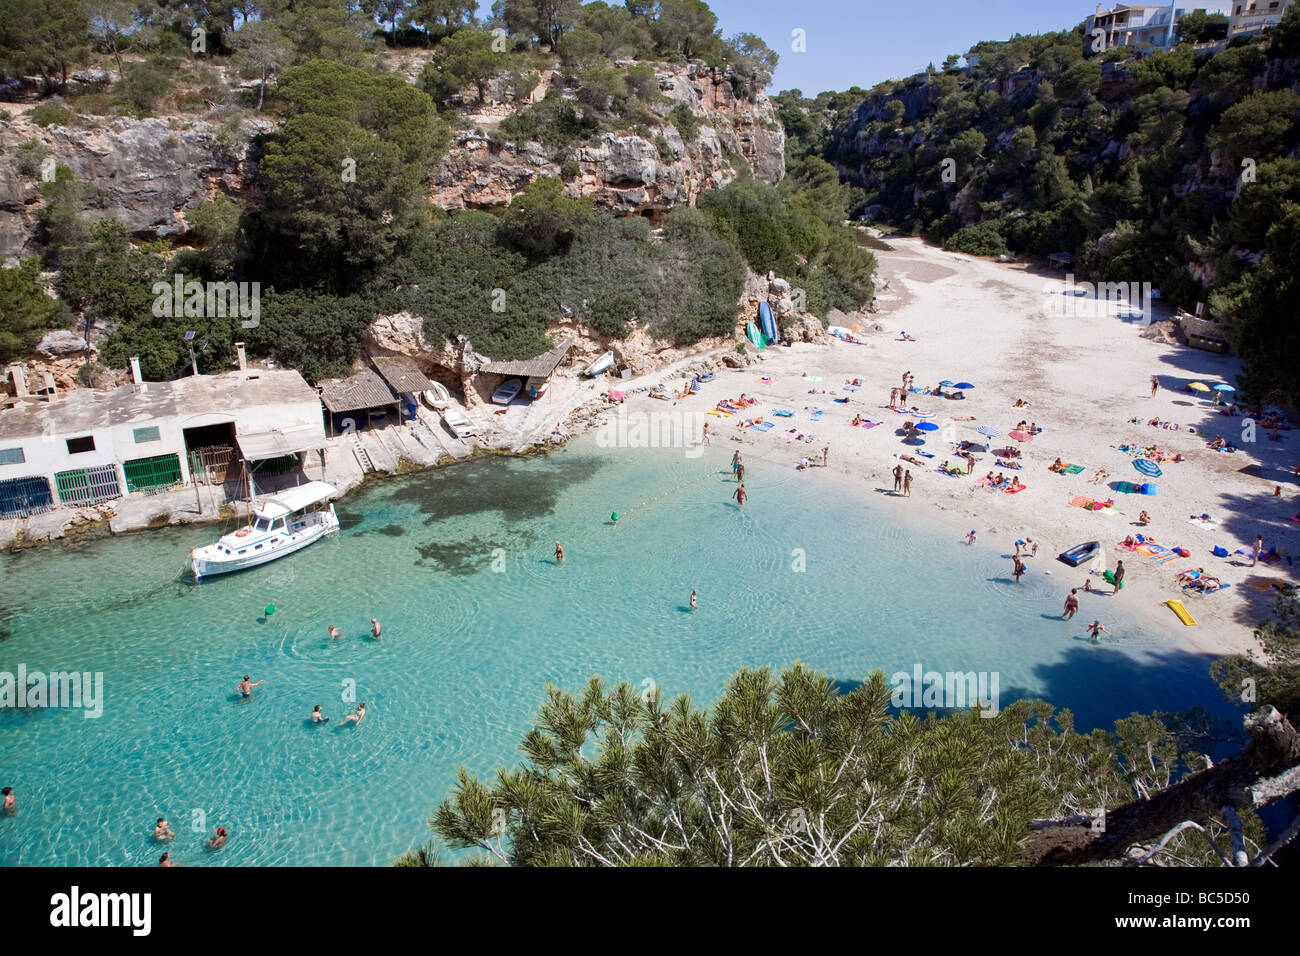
[{"left": 759, "top": 300, "right": 777, "bottom": 343}]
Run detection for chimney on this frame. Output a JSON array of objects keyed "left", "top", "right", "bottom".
[
  {"left": 129, "top": 356, "right": 143, "bottom": 386},
  {"left": 235, "top": 342, "right": 247, "bottom": 371},
  {"left": 6, "top": 364, "right": 27, "bottom": 398}
]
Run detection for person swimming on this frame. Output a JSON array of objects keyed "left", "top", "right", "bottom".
[
  {"left": 208, "top": 827, "right": 227, "bottom": 850},
  {"left": 340, "top": 702, "right": 366, "bottom": 725},
  {"left": 3, "top": 786, "right": 15, "bottom": 813},
  {"left": 154, "top": 818, "right": 174, "bottom": 842},
  {"left": 370, "top": 618, "right": 381, "bottom": 640},
  {"left": 311, "top": 705, "right": 329, "bottom": 723},
  {"left": 1086, "top": 621, "right": 1107, "bottom": 642},
  {"left": 328, "top": 625, "right": 341, "bottom": 640},
  {"left": 555, "top": 542, "right": 565, "bottom": 564},
  {"left": 689, "top": 589, "right": 697, "bottom": 610}
]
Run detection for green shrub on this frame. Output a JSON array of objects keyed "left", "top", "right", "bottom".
[
  {"left": 31, "top": 103, "right": 72, "bottom": 127},
  {"left": 14, "top": 139, "right": 49, "bottom": 178},
  {"left": 123, "top": 61, "right": 171, "bottom": 112},
  {"left": 944, "top": 221, "right": 1010, "bottom": 257},
  {"left": 669, "top": 102, "right": 699, "bottom": 142}
]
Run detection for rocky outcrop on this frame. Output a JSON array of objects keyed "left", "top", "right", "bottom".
[
  {"left": 433, "top": 61, "right": 784, "bottom": 215},
  {"left": 0, "top": 110, "right": 269, "bottom": 259}
]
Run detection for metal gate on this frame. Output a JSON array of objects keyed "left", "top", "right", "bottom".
[
  {"left": 0, "top": 475, "right": 55, "bottom": 519},
  {"left": 122, "top": 453, "right": 183, "bottom": 494},
  {"left": 189, "top": 445, "right": 235, "bottom": 485},
  {"left": 55, "top": 464, "right": 122, "bottom": 506}
]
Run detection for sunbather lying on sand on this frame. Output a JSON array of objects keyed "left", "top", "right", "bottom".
[
  {"left": 1049, "top": 458, "right": 1065, "bottom": 473},
  {"left": 1176, "top": 568, "right": 1205, "bottom": 582},
  {"left": 1088, "top": 469, "right": 1108, "bottom": 484},
  {"left": 1189, "top": 576, "right": 1222, "bottom": 593}
]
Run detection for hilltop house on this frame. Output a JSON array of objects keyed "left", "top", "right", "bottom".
[
  {"left": 0, "top": 349, "right": 326, "bottom": 520},
  {"left": 1228, "top": 0, "right": 1295, "bottom": 36},
  {"left": 1086, "top": 4, "right": 1234, "bottom": 51}
]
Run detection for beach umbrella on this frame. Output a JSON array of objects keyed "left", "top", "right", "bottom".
[
  {"left": 912, "top": 409, "right": 935, "bottom": 419},
  {"left": 1133, "top": 459, "right": 1162, "bottom": 478},
  {"left": 1188, "top": 382, "right": 1211, "bottom": 392},
  {"left": 1009, "top": 430, "right": 1033, "bottom": 442},
  {"left": 939, "top": 380, "right": 955, "bottom": 387},
  {"left": 915, "top": 421, "right": 939, "bottom": 432},
  {"left": 1213, "top": 384, "right": 1235, "bottom": 392},
  {"left": 954, "top": 382, "right": 975, "bottom": 390},
  {"left": 977, "top": 425, "right": 1001, "bottom": 438}
]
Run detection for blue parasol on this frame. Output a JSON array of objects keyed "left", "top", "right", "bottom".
[
  {"left": 954, "top": 382, "right": 975, "bottom": 390},
  {"left": 939, "top": 380, "right": 955, "bottom": 387},
  {"left": 1133, "top": 459, "right": 1162, "bottom": 478},
  {"left": 1212, "top": 384, "right": 1235, "bottom": 392},
  {"left": 915, "top": 421, "right": 939, "bottom": 432},
  {"left": 977, "top": 425, "right": 1001, "bottom": 437}
]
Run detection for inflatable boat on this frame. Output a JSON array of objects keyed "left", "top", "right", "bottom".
[{"left": 1058, "top": 541, "right": 1100, "bottom": 567}]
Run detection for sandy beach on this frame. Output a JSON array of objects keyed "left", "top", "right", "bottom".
[{"left": 613, "top": 237, "right": 1297, "bottom": 657}]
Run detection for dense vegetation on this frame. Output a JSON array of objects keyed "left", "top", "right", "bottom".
[
  {"left": 777, "top": 9, "right": 1300, "bottom": 404},
  {"left": 1, "top": 0, "right": 880, "bottom": 381},
  {"left": 401, "top": 658, "right": 1295, "bottom": 866}
]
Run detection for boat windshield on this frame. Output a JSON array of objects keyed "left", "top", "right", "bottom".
[{"left": 254, "top": 517, "right": 270, "bottom": 532}]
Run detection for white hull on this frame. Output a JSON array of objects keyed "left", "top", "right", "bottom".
[
  {"left": 584, "top": 351, "right": 614, "bottom": 377},
  {"left": 192, "top": 506, "right": 339, "bottom": 580}
]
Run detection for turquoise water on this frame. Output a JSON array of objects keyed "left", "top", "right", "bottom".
[{"left": 0, "top": 437, "right": 1235, "bottom": 866}]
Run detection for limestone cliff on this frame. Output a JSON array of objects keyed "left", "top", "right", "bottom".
[
  {"left": 430, "top": 62, "right": 785, "bottom": 216},
  {"left": 0, "top": 59, "right": 784, "bottom": 260}
]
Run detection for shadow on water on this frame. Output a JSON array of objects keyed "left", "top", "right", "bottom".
[
  {"left": 391, "top": 454, "right": 604, "bottom": 524},
  {"left": 415, "top": 535, "right": 514, "bottom": 575}
]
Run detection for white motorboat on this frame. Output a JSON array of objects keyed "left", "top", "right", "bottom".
[
  {"left": 421, "top": 382, "right": 450, "bottom": 410},
  {"left": 442, "top": 407, "right": 478, "bottom": 438},
  {"left": 584, "top": 350, "right": 614, "bottom": 377},
  {"left": 191, "top": 481, "right": 339, "bottom": 580},
  {"left": 491, "top": 378, "right": 523, "bottom": 405}
]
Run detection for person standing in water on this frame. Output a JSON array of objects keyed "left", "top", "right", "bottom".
[
  {"left": 311, "top": 705, "right": 329, "bottom": 723},
  {"left": 1012, "top": 556, "right": 1026, "bottom": 582},
  {"left": 370, "top": 618, "right": 381, "bottom": 640},
  {"left": 1063, "top": 590, "right": 1079, "bottom": 620},
  {"left": 154, "top": 818, "right": 175, "bottom": 842},
  {"left": 555, "top": 542, "right": 565, "bottom": 564},
  {"left": 731, "top": 450, "right": 741, "bottom": 474},
  {"left": 1, "top": 786, "right": 13, "bottom": 813},
  {"left": 1087, "top": 620, "right": 1108, "bottom": 642},
  {"left": 733, "top": 484, "right": 747, "bottom": 508},
  {"left": 328, "top": 625, "right": 341, "bottom": 641},
  {"left": 902, "top": 470, "right": 913, "bottom": 497},
  {"left": 689, "top": 589, "right": 697, "bottom": 610},
  {"left": 159, "top": 852, "right": 176, "bottom": 867},
  {"left": 237, "top": 675, "right": 264, "bottom": 699}
]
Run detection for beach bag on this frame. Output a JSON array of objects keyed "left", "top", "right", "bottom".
[{"left": 1212, "top": 546, "right": 1229, "bottom": 558}]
